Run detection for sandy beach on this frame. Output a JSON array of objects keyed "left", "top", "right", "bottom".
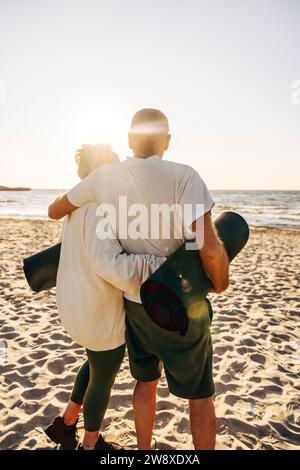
[{"left": 0, "top": 218, "right": 299, "bottom": 450}]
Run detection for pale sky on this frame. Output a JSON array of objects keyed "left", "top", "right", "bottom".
[{"left": 0, "top": 0, "right": 299, "bottom": 190}]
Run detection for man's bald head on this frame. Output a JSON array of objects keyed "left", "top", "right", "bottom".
[{"left": 128, "top": 108, "right": 171, "bottom": 158}]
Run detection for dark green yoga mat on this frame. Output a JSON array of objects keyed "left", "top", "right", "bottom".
[
  {"left": 140, "top": 211, "right": 249, "bottom": 336},
  {"left": 23, "top": 243, "right": 61, "bottom": 292}
]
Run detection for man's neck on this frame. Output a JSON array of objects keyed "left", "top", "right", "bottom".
[{"left": 133, "top": 153, "right": 163, "bottom": 159}]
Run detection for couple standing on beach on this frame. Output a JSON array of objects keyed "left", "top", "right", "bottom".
[{"left": 45, "top": 108, "right": 229, "bottom": 450}]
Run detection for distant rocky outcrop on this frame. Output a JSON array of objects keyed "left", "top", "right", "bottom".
[{"left": 0, "top": 185, "right": 31, "bottom": 191}]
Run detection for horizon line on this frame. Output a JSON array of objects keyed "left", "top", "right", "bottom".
[{"left": 1, "top": 185, "right": 299, "bottom": 192}]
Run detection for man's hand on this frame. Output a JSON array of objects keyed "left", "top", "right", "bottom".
[
  {"left": 192, "top": 212, "right": 229, "bottom": 293},
  {"left": 48, "top": 194, "right": 78, "bottom": 220}
]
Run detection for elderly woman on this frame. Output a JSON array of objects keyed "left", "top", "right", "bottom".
[{"left": 45, "top": 144, "right": 164, "bottom": 450}]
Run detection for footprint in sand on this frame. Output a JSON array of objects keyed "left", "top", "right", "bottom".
[
  {"left": 1, "top": 326, "right": 15, "bottom": 333},
  {"left": 108, "top": 393, "right": 131, "bottom": 409},
  {"left": 123, "top": 408, "right": 134, "bottom": 420},
  {"left": 2, "top": 332, "right": 19, "bottom": 340},
  {"left": 47, "top": 359, "right": 66, "bottom": 374},
  {"left": 224, "top": 394, "right": 240, "bottom": 406},
  {"left": 242, "top": 338, "right": 257, "bottom": 347},
  {"left": 29, "top": 350, "right": 49, "bottom": 360},
  {"left": 157, "top": 386, "right": 170, "bottom": 398},
  {"left": 22, "top": 388, "right": 49, "bottom": 400},
  {"left": 156, "top": 410, "right": 174, "bottom": 429},
  {"left": 157, "top": 399, "right": 176, "bottom": 411},
  {"left": 18, "top": 401, "right": 40, "bottom": 415},
  {"left": 220, "top": 373, "right": 232, "bottom": 384},
  {"left": 250, "top": 353, "right": 266, "bottom": 365},
  {"left": 177, "top": 416, "right": 190, "bottom": 433},
  {"left": 248, "top": 375, "right": 261, "bottom": 383},
  {"left": 0, "top": 431, "right": 17, "bottom": 449},
  {"left": 269, "top": 421, "right": 300, "bottom": 445},
  {"left": 50, "top": 390, "right": 69, "bottom": 404},
  {"left": 250, "top": 387, "right": 266, "bottom": 399},
  {"left": 49, "top": 374, "right": 74, "bottom": 386}
]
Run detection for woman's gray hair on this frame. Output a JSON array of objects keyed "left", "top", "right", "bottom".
[{"left": 75, "top": 143, "right": 119, "bottom": 180}]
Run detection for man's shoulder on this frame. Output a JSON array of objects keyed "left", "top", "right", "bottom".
[
  {"left": 161, "top": 158, "right": 195, "bottom": 171},
  {"left": 158, "top": 159, "right": 198, "bottom": 181}
]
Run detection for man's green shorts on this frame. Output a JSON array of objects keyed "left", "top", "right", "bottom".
[{"left": 124, "top": 298, "right": 215, "bottom": 400}]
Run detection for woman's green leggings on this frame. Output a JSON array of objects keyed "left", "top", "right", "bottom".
[{"left": 70, "top": 344, "right": 126, "bottom": 432}]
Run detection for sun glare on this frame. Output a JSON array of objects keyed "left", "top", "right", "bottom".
[{"left": 68, "top": 106, "right": 129, "bottom": 160}]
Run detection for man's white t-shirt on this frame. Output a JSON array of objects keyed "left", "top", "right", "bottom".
[{"left": 67, "top": 156, "right": 214, "bottom": 303}]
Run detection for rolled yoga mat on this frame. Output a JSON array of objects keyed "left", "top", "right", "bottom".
[
  {"left": 140, "top": 211, "right": 249, "bottom": 336},
  {"left": 23, "top": 243, "right": 61, "bottom": 292}
]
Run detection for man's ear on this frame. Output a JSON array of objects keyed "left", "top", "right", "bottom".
[{"left": 164, "top": 134, "right": 171, "bottom": 150}]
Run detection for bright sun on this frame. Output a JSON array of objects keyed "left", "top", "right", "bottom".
[{"left": 69, "top": 105, "right": 129, "bottom": 160}]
